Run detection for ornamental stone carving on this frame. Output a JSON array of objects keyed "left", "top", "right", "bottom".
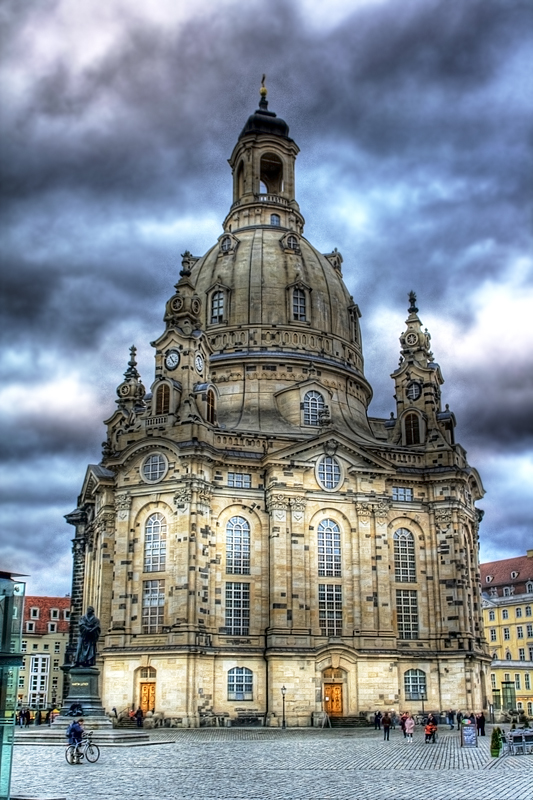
[
  {"left": 289, "top": 496, "right": 307, "bottom": 512},
  {"left": 434, "top": 507, "right": 452, "bottom": 527},
  {"left": 115, "top": 492, "right": 132, "bottom": 511},
  {"left": 374, "top": 499, "right": 390, "bottom": 522},
  {"left": 356, "top": 501, "right": 372, "bottom": 521},
  {"left": 174, "top": 488, "right": 192, "bottom": 506},
  {"left": 267, "top": 494, "right": 289, "bottom": 512}
]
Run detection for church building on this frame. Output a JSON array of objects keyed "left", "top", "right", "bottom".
[{"left": 65, "top": 85, "right": 490, "bottom": 726}]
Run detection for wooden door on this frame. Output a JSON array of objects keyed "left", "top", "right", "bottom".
[
  {"left": 140, "top": 683, "right": 156, "bottom": 713},
  {"left": 324, "top": 683, "right": 343, "bottom": 716}
]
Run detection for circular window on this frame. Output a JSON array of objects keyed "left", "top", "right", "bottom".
[
  {"left": 317, "top": 456, "right": 342, "bottom": 491},
  {"left": 142, "top": 453, "right": 168, "bottom": 483},
  {"left": 406, "top": 382, "right": 422, "bottom": 401}
]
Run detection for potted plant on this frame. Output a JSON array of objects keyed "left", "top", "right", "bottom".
[{"left": 490, "top": 726, "right": 503, "bottom": 757}]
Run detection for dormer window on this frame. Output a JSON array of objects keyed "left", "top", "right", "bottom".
[
  {"left": 527, "top": 583, "right": 533, "bottom": 594},
  {"left": 303, "top": 390, "right": 325, "bottom": 426},
  {"left": 404, "top": 412, "right": 420, "bottom": 445},
  {"left": 485, "top": 576, "right": 493, "bottom": 583},
  {"left": 221, "top": 236, "right": 232, "bottom": 253},
  {"left": 293, "top": 288, "right": 306, "bottom": 321},
  {"left": 155, "top": 384, "right": 170, "bottom": 415},
  {"left": 206, "top": 389, "right": 216, "bottom": 424},
  {"left": 511, "top": 571, "right": 519, "bottom": 579},
  {"left": 287, "top": 234, "right": 298, "bottom": 250},
  {"left": 271, "top": 214, "right": 281, "bottom": 226},
  {"left": 211, "top": 290, "right": 225, "bottom": 323}
]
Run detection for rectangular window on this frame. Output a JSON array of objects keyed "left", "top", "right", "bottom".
[
  {"left": 28, "top": 656, "right": 49, "bottom": 708},
  {"left": 515, "top": 674, "right": 521, "bottom": 690},
  {"left": 504, "top": 673, "right": 510, "bottom": 682},
  {"left": 527, "top": 624, "right": 533, "bottom": 637},
  {"left": 26, "top": 622, "right": 35, "bottom": 633},
  {"left": 517, "top": 701, "right": 523, "bottom": 710},
  {"left": 526, "top": 606, "right": 532, "bottom": 617},
  {"left": 489, "top": 610, "right": 495, "bottom": 621},
  {"left": 20, "top": 658, "right": 26, "bottom": 671},
  {"left": 50, "top": 609, "right": 59, "bottom": 619},
  {"left": 516, "top": 607, "right": 522, "bottom": 618},
  {"left": 53, "top": 659, "right": 60, "bottom": 671},
  {"left": 490, "top": 673, "right": 496, "bottom": 689},
  {"left": 528, "top": 702, "right": 533, "bottom": 716},
  {"left": 48, "top": 623, "right": 57, "bottom": 633},
  {"left": 30, "top": 608, "right": 39, "bottom": 619},
  {"left": 517, "top": 626, "right": 524, "bottom": 638},
  {"left": 225, "top": 582, "right": 250, "bottom": 636},
  {"left": 54, "top": 642, "right": 61, "bottom": 653},
  {"left": 504, "top": 627, "right": 510, "bottom": 640},
  {"left": 319, "top": 584, "right": 342, "bottom": 637},
  {"left": 502, "top": 609, "right": 509, "bottom": 619},
  {"left": 64, "top": 610, "right": 70, "bottom": 620},
  {"left": 490, "top": 628, "right": 497, "bottom": 642},
  {"left": 21, "top": 640, "right": 27, "bottom": 653},
  {"left": 18, "top": 675, "right": 25, "bottom": 688},
  {"left": 525, "top": 674, "right": 531, "bottom": 690},
  {"left": 392, "top": 487, "right": 413, "bottom": 502},
  {"left": 530, "top": 646, "right": 533, "bottom": 661},
  {"left": 519, "top": 648, "right": 525, "bottom": 661},
  {"left": 142, "top": 580, "right": 165, "bottom": 634},
  {"left": 227, "top": 472, "right": 252, "bottom": 489},
  {"left": 396, "top": 590, "right": 419, "bottom": 640}
]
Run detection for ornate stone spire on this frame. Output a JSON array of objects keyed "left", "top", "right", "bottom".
[
  {"left": 399, "top": 291, "right": 434, "bottom": 367},
  {"left": 116, "top": 345, "right": 146, "bottom": 413}
]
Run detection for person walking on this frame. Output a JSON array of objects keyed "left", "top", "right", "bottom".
[
  {"left": 382, "top": 712, "right": 391, "bottom": 741},
  {"left": 405, "top": 713, "right": 415, "bottom": 743},
  {"left": 374, "top": 711, "right": 382, "bottom": 730},
  {"left": 400, "top": 712, "right": 408, "bottom": 738},
  {"left": 448, "top": 709, "right": 455, "bottom": 730},
  {"left": 456, "top": 711, "right": 463, "bottom": 730},
  {"left": 425, "top": 719, "right": 437, "bottom": 743}
]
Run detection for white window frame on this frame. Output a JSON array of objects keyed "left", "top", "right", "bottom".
[
  {"left": 226, "top": 517, "right": 251, "bottom": 576},
  {"left": 392, "top": 486, "right": 413, "bottom": 502},
  {"left": 144, "top": 513, "right": 167, "bottom": 573},
  {"left": 317, "top": 519, "right": 341, "bottom": 578},
  {"left": 225, "top": 582, "right": 250, "bottom": 636},
  {"left": 227, "top": 667, "right": 253, "bottom": 701},
  {"left": 318, "top": 584, "right": 342, "bottom": 637},
  {"left": 396, "top": 589, "right": 419, "bottom": 640}
]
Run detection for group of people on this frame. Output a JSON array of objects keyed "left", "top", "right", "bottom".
[
  {"left": 16, "top": 709, "right": 57, "bottom": 726},
  {"left": 373, "top": 709, "right": 487, "bottom": 743}
]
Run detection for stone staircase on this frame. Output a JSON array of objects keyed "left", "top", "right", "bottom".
[{"left": 329, "top": 716, "right": 371, "bottom": 728}]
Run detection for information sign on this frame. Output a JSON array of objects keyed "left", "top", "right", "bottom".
[{"left": 461, "top": 722, "right": 478, "bottom": 748}]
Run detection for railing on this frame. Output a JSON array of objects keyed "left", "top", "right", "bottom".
[
  {"left": 230, "top": 194, "right": 290, "bottom": 210},
  {"left": 145, "top": 416, "right": 168, "bottom": 427}
]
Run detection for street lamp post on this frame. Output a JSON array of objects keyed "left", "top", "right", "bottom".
[{"left": 281, "top": 686, "right": 286, "bottom": 729}]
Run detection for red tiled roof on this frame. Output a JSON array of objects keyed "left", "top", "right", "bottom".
[
  {"left": 480, "top": 554, "right": 533, "bottom": 592},
  {"left": 23, "top": 596, "right": 71, "bottom": 635}
]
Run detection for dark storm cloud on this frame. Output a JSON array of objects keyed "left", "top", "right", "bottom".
[{"left": 1, "top": 0, "right": 531, "bottom": 590}]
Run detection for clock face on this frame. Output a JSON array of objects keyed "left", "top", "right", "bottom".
[
  {"left": 165, "top": 350, "right": 180, "bottom": 370},
  {"left": 195, "top": 353, "right": 204, "bottom": 373},
  {"left": 406, "top": 382, "right": 422, "bottom": 401},
  {"left": 405, "top": 332, "right": 418, "bottom": 346}
]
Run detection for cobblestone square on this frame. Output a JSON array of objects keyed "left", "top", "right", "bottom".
[{"left": 10, "top": 725, "right": 533, "bottom": 800}]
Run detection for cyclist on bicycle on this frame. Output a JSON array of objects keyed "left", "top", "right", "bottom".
[{"left": 68, "top": 718, "right": 84, "bottom": 749}]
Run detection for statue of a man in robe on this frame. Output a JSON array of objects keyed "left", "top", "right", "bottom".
[{"left": 73, "top": 606, "right": 101, "bottom": 667}]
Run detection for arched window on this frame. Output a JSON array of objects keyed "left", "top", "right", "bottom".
[
  {"left": 318, "top": 519, "right": 341, "bottom": 577},
  {"left": 293, "top": 288, "right": 306, "bottom": 321},
  {"left": 394, "top": 529, "right": 416, "bottom": 582},
  {"left": 287, "top": 234, "right": 298, "bottom": 250},
  {"left": 270, "top": 214, "right": 281, "bottom": 226},
  {"left": 226, "top": 516, "right": 250, "bottom": 575},
  {"left": 155, "top": 384, "right": 170, "bottom": 415},
  {"left": 526, "top": 606, "right": 532, "bottom": 616},
  {"left": 405, "top": 413, "right": 420, "bottom": 445},
  {"left": 206, "top": 389, "right": 216, "bottom": 424},
  {"left": 227, "top": 667, "right": 253, "bottom": 700},
  {"left": 527, "top": 583, "right": 533, "bottom": 594},
  {"left": 144, "top": 513, "right": 167, "bottom": 572},
  {"left": 303, "top": 390, "right": 325, "bottom": 425},
  {"left": 260, "top": 153, "right": 283, "bottom": 193},
  {"left": 211, "top": 291, "right": 224, "bottom": 323},
  {"left": 404, "top": 668, "right": 426, "bottom": 700},
  {"left": 317, "top": 457, "right": 341, "bottom": 490}
]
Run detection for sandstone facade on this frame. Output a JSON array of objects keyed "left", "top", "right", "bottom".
[{"left": 65, "top": 87, "right": 490, "bottom": 726}]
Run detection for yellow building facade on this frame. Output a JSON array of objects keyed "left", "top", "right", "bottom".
[
  {"left": 65, "top": 87, "right": 490, "bottom": 726},
  {"left": 481, "top": 552, "right": 533, "bottom": 719}
]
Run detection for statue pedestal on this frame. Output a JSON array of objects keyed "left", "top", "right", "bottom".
[{"left": 60, "top": 666, "right": 112, "bottom": 728}]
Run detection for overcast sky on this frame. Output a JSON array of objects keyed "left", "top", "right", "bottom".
[{"left": 1, "top": 0, "right": 532, "bottom": 597}]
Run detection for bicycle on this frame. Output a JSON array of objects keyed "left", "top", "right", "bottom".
[{"left": 65, "top": 731, "right": 100, "bottom": 765}]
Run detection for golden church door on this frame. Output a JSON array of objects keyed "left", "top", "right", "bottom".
[
  {"left": 140, "top": 683, "right": 156, "bottom": 713},
  {"left": 324, "top": 684, "right": 343, "bottom": 716}
]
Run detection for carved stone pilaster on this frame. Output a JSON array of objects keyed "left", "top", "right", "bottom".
[
  {"left": 115, "top": 492, "right": 132, "bottom": 521},
  {"left": 356, "top": 501, "right": 372, "bottom": 522},
  {"left": 174, "top": 488, "right": 192, "bottom": 507},
  {"left": 267, "top": 493, "right": 288, "bottom": 521},
  {"left": 374, "top": 499, "right": 390, "bottom": 523},
  {"left": 289, "top": 495, "right": 307, "bottom": 522}
]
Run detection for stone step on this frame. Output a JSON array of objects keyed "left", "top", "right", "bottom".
[{"left": 329, "top": 716, "right": 371, "bottom": 728}]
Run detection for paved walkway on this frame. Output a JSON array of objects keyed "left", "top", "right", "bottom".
[{"left": 10, "top": 726, "right": 532, "bottom": 800}]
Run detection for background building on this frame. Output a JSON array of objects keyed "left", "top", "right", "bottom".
[
  {"left": 18, "top": 596, "right": 70, "bottom": 710},
  {"left": 65, "top": 87, "right": 490, "bottom": 726},
  {"left": 481, "top": 551, "right": 533, "bottom": 718}
]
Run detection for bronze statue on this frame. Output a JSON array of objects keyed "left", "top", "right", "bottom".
[{"left": 73, "top": 606, "right": 101, "bottom": 667}]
